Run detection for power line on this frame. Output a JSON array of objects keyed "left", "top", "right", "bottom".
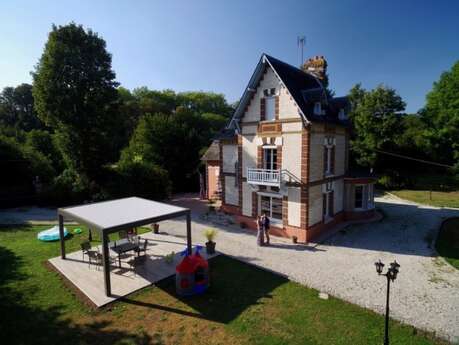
[{"left": 374, "top": 149, "right": 454, "bottom": 169}]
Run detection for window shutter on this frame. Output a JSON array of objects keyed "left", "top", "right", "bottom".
[
  {"left": 323, "top": 147, "right": 328, "bottom": 175},
  {"left": 260, "top": 98, "right": 265, "bottom": 121},
  {"left": 331, "top": 146, "right": 335, "bottom": 174}
]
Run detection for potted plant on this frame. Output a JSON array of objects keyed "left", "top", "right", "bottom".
[
  {"left": 150, "top": 223, "right": 160, "bottom": 234},
  {"left": 203, "top": 228, "right": 217, "bottom": 254}
]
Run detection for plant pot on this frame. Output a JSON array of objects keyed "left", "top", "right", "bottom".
[
  {"left": 151, "top": 223, "right": 159, "bottom": 234},
  {"left": 292, "top": 236, "right": 298, "bottom": 244},
  {"left": 206, "top": 241, "right": 216, "bottom": 255}
]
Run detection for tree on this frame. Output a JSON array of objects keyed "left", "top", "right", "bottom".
[
  {"left": 422, "top": 60, "right": 459, "bottom": 169},
  {"left": 120, "top": 108, "right": 209, "bottom": 192},
  {"left": 348, "top": 84, "right": 406, "bottom": 168},
  {"left": 32, "top": 23, "right": 121, "bottom": 181},
  {"left": 0, "top": 84, "right": 43, "bottom": 131}
]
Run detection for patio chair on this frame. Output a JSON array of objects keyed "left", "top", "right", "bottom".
[
  {"left": 80, "top": 241, "right": 91, "bottom": 261},
  {"left": 135, "top": 239, "right": 148, "bottom": 257},
  {"left": 128, "top": 255, "right": 146, "bottom": 276},
  {"left": 87, "top": 249, "right": 102, "bottom": 270}
]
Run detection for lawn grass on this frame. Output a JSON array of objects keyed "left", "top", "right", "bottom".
[
  {"left": 0, "top": 224, "right": 450, "bottom": 345},
  {"left": 390, "top": 190, "right": 459, "bottom": 208},
  {"left": 435, "top": 217, "right": 459, "bottom": 270}
]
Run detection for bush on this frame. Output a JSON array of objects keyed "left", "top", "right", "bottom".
[{"left": 113, "top": 160, "right": 171, "bottom": 200}]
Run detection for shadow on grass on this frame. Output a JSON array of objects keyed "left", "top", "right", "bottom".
[
  {"left": 121, "top": 255, "right": 288, "bottom": 324},
  {"left": 435, "top": 217, "right": 459, "bottom": 269},
  {"left": 0, "top": 245, "right": 152, "bottom": 345}
]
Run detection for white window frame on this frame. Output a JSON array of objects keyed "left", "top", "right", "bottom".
[
  {"left": 338, "top": 108, "right": 346, "bottom": 120},
  {"left": 314, "top": 102, "right": 322, "bottom": 115},
  {"left": 265, "top": 96, "right": 276, "bottom": 121},
  {"left": 324, "top": 137, "right": 335, "bottom": 176}
]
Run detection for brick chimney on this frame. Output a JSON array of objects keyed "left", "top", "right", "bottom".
[{"left": 301, "top": 55, "right": 328, "bottom": 81}]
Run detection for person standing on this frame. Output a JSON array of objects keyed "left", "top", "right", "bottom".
[
  {"left": 262, "top": 212, "right": 270, "bottom": 245},
  {"left": 256, "top": 215, "right": 265, "bottom": 246}
]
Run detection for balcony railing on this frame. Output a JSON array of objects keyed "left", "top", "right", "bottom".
[{"left": 247, "top": 168, "right": 280, "bottom": 187}]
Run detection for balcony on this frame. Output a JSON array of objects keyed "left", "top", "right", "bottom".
[{"left": 247, "top": 168, "right": 280, "bottom": 187}]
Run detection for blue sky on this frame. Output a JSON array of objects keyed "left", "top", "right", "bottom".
[{"left": 1, "top": 0, "right": 458, "bottom": 113}]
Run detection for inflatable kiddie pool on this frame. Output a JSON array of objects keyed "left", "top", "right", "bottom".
[{"left": 37, "top": 225, "right": 69, "bottom": 242}]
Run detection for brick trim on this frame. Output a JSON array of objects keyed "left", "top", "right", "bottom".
[
  {"left": 257, "top": 146, "right": 263, "bottom": 169},
  {"left": 252, "top": 191, "right": 258, "bottom": 217},
  {"left": 275, "top": 96, "right": 279, "bottom": 120},
  {"left": 277, "top": 145, "right": 282, "bottom": 170},
  {"left": 300, "top": 126, "right": 310, "bottom": 229}
]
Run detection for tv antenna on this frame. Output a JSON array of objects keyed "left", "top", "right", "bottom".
[{"left": 297, "top": 36, "right": 305, "bottom": 67}]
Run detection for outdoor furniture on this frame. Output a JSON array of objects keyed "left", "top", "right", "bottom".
[
  {"left": 58, "top": 196, "right": 193, "bottom": 297},
  {"left": 80, "top": 241, "right": 91, "bottom": 261},
  {"left": 87, "top": 249, "right": 103, "bottom": 270},
  {"left": 128, "top": 255, "right": 146, "bottom": 276},
  {"left": 110, "top": 240, "right": 140, "bottom": 268},
  {"left": 134, "top": 238, "right": 148, "bottom": 256}
]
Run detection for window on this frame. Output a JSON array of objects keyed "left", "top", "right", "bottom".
[
  {"left": 265, "top": 96, "right": 275, "bottom": 121},
  {"left": 263, "top": 147, "right": 277, "bottom": 170},
  {"left": 314, "top": 102, "right": 322, "bottom": 115},
  {"left": 323, "top": 144, "right": 334, "bottom": 175},
  {"left": 260, "top": 195, "right": 282, "bottom": 220},
  {"left": 355, "top": 185, "right": 363, "bottom": 209},
  {"left": 338, "top": 108, "right": 346, "bottom": 120}
]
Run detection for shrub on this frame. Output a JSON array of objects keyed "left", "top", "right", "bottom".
[{"left": 114, "top": 160, "right": 171, "bottom": 200}]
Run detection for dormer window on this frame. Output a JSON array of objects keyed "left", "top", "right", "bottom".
[
  {"left": 338, "top": 108, "right": 346, "bottom": 120},
  {"left": 314, "top": 102, "right": 322, "bottom": 115}
]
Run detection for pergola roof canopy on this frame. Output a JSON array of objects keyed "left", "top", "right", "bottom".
[{"left": 59, "top": 197, "right": 188, "bottom": 232}]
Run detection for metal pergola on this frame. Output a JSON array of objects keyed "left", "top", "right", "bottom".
[{"left": 57, "top": 197, "right": 192, "bottom": 296}]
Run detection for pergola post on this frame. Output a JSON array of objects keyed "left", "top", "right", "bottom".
[
  {"left": 186, "top": 211, "right": 192, "bottom": 255},
  {"left": 102, "top": 231, "right": 111, "bottom": 296},
  {"left": 59, "top": 214, "right": 65, "bottom": 259}
]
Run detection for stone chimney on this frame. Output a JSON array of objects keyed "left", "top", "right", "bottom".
[{"left": 301, "top": 55, "right": 328, "bottom": 81}]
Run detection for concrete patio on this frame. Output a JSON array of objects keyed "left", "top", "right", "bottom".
[{"left": 49, "top": 232, "right": 217, "bottom": 307}]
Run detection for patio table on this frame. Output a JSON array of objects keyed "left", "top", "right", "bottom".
[{"left": 109, "top": 239, "right": 140, "bottom": 268}]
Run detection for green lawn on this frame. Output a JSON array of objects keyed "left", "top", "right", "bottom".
[
  {"left": 436, "top": 217, "right": 459, "bottom": 270},
  {"left": 390, "top": 190, "right": 459, "bottom": 208},
  {"left": 0, "top": 224, "right": 449, "bottom": 345}
]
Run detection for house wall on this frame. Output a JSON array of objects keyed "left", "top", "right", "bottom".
[
  {"left": 222, "top": 145, "right": 237, "bottom": 173},
  {"left": 206, "top": 161, "right": 220, "bottom": 200},
  {"left": 308, "top": 184, "right": 323, "bottom": 226},
  {"left": 281, "top": 131, "right": 302, "bottom": 180},
  {"left": 309, "top": 130, "right": 325, "bottom": 182},
  {"left": 241, "top": 65, "right": 302, "bottom": 123},
  {"left": 224, "top": 176, "right": 238, "bottom": 206},
  {"left": 287, "top": 187, "right": 301, "bottom": 227},
  {"left": 242, "top": 182, "right": 253, "bottom": 216},
  {"left": 333, "top": 179, "right": 344, "bottom": 213},
  {"left": 242, "top": 135, "right": 257, "bottom": 178}
]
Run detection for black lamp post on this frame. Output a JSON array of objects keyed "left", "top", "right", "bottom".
[{"left": 375, "top": 260, "right": 400, "bottom": 345}]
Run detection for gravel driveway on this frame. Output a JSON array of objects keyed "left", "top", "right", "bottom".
[{"left": 162, "top": 194, "right": 459, "bottom": 343}]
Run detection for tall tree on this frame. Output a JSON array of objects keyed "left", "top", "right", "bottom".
[
  {"left": 0, "top": 84, "right": 43, "bottom": 131},
  {"left": 348, "top": 84, "right": 406, "bottom": 168},
  {"left": 421, "top": 60, "right": 459, "bottom": 169},
  {"left": 32, "top": 23, "right": 121, "bottom": 181}
]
